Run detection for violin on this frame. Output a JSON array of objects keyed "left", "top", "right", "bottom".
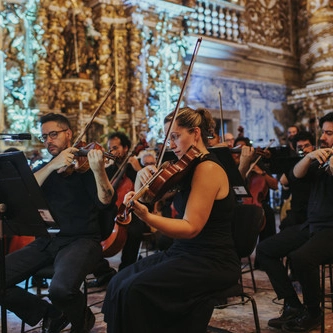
[
  {"left": 72, "top": 141, "right": 118, "bottom": 174},
  {"left": 115, "top": 145, "right": 203, "bottom": 225},
  {"left": 230, "top": 146, "right": 272, "bottom": 159}
]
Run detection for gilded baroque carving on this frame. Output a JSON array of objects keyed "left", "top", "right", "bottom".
[
  {"left": 2, "top": 1, "right": 41, "bottom": 137},
  {"left": 298, "top": 1, "right": 333, "bottom": 83},
  {"left": 128, "top": 21, "right": 146, "bottom": 135},
  {"left": 36, "top": 0, "right": 104, "bottom": 120},
  {"left": 91, "top": 2, "right": 115, "bottom": 119},
  {"left": 113, "top": 29, "right": 129, "bottom": 118},
  {"left": 244, "top": 0, "right": 292, "bottom": 51}
]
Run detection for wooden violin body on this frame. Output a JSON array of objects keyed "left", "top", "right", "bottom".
[
  {"left": 101, "top": 139, "right": 148, "bottom": 257},
  {"left": 242, "top": 172, "right": 267, "bottom": 231},
  {"left": 115, "top": 146, "right": 203, "bottom": 225}
]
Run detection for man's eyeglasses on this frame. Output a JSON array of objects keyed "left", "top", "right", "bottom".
[
  {"left": 296, "top": 143, "right": 312, "bottom": 151},
  {"left": 39, "top": 129, "right": 68, "bottom": 143}
]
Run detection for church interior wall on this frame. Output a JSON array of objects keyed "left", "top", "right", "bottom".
[{"left": 1, "top": 0, "right": 332, "bottom": 154}]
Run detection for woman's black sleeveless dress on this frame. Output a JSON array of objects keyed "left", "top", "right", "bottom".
[{"left": 102, "top": 153, "right": 240, "bottom": 333}]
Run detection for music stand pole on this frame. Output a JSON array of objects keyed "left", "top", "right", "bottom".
[{"left": 0, "top": 203, "right": 7, "bottom": 333}]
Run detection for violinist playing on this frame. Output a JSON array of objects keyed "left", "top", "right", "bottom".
[
  {"left": 256, "top": 112, "right": 333, "bottom": 333},
  {"left": 106, "top": 131, "right": 150, "bottom": 270},
  {"left": 232, "top": 136, "right": 278, "bottom": 267},
  {"left": 1, "top": 113, "right": 117, "bottom": 333},
  {"left": 102, "top": 107, "right": 241, "bottom": 333}
]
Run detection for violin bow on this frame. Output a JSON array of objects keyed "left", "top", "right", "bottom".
[
  {"left": 156, "top": 37, "right": 202, "bottom": 168},
  {"left": 245, "top": 139, "right": 275, "bottom": 178},
  {"left": 72, "top": 83, "right": 116, "bottom": 147},
  {"left": 219, "top": 91, "right": 225, "bottom": 143}
]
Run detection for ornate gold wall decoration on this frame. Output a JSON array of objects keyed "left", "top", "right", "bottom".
[
  {"left": 243, "top": 0, "right": 293, "bottom": 52},
  {"left": 2, "top": 0, "right": 322, "bottom": 152}
]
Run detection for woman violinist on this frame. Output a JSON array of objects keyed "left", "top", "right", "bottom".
[{"left": 102, "top": 107, "right": 240, "bottom": 333}]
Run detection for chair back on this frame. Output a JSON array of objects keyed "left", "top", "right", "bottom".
[{"left": 232, "top": 204, "right": 265, "bottom": 259}]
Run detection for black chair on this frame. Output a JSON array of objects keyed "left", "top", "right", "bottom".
[
  {"left": 233, "top": 204, "right": 265, "bottom": 293},
  {"left": 138, "top": 232, "right": 156, "bottom": 259},
  {"left": 321, "top": 262, "right": 333, "bottom": 333},
  {"left": 207, "top": 204, "right": 265, "bottom": 333}
]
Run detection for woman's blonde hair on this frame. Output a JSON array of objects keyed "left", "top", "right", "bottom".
[{"left": 164, "top": 107, "right": 216, "bottom": 146}]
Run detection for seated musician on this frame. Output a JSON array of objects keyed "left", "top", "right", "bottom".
[
  {"left": 231, "top": 136, "right": 278, "bottom": 270},
  {"left": 279, "top": 131, "right": 315, "bottom": 230},
  {"left": 257, "top": 112, "right": 333, "bottom": 332},
  {"left": 207, "top": 118, "right": 235, "bottom": 148},
  {"left": 2, "top": 113, "right": 117, "bottom": 333},
  {"left": 107, "top": 132, "right": 151, "bottom": 271},
  {"left": 102, "top": 106, "right": 241, "bottom": 333}
]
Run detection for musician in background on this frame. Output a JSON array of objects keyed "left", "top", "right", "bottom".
[
  {"left": 88, "top": 132, "right": 147, "bottom": 287},
  {"left": 231, "top": 136, "right": 278, "bottom": 269},
  {"left": 279, "top": 125, "right": 300, "bottom": 210},
  {"left": 140, "top": 151, "right": 156, "bottom": 167},
  {"left": 287, "top": 125, "right": 299, "bottom": 152},
  {"left": 2, "top": 113, "right": 116, "bottom": 332},
  {"left": 257, "top": 112, "right": 333, "bottom": 332},
  {"left": 208, "top": 118, "right": 235, "bottom": 148},
  {"left": 279, "top": 131, "right": 315, "bottom": 230},
  {"left": 107, "top": 132, "right": 150, "bottom": 270}
]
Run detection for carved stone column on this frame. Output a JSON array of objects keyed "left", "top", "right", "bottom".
[
  {"left": 299, "top": 0, "right": 333, "bottom": 84},
  {"left": 288, "top": 0, "right": 333, "bottom": 129}
]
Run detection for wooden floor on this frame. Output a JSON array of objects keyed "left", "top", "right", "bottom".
[{"left": 2, "top": 252, "right": 333, "bottom": 333}]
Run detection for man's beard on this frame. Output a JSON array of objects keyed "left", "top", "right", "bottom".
[{"left": 320, "top": 140, "right": 330, "bottom": 148}]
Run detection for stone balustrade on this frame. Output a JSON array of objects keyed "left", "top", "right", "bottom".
[{"left": 185, "top": 0, "right": 245, "bottom": 44}]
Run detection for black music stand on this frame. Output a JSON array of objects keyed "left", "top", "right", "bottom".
[{"left": 0, "top": 151, "right": 58, "bottom": 333}]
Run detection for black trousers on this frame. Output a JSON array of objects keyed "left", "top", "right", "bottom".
[
  {"left": 257, "top": 224, "right": 333, "bottom": 308},
  {"left": 3, "top": 237, "right": 102, "bottom": 328}
]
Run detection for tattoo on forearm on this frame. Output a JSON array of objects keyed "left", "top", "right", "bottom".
[{"left": 99, "top": 182, "right": 113, "bottom": 202}]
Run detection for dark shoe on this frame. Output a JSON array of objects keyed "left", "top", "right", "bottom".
[
  {"left": 42, "top": 313, "right": 69, "bottom": 333},
  {"left": 70, "top": 307, "right": 95, "bottom": 333},
  {"left": 32, "top": 276, "right": 49, "bottom": 289},
  {"left": 87, "top": 268, "right": 117, "bottom": 288},
  {"left": 268, "top": 304, "right": 303, "bottom": 329},
  {"left": 282, "top": 309, "right": 321, "bottom": 332}
]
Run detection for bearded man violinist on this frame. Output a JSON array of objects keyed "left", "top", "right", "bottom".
[
  {"left": 2, "top": 113, "right": 117, "bottom": 333},
  {"left": 257, "top": 112, "right": 333, "bottom": 332}
]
